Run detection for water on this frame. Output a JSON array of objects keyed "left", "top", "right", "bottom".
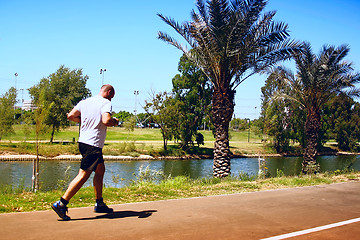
[{"left": 0, "top": 155, "right": 359, "bottom": 191}]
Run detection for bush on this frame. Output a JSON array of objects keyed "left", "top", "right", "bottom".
[{"left": 118, "top": 141, "right": 137, "bottom": 154}]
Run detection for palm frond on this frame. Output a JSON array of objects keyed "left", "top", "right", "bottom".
[
  {"left": 270, "top": 92, "right": 305, "bottom": 108},
  {"left": 343, "top": 87, "right": 360, "bottom": 98},
  {"left": 258, "top": 21, "right": 290, "bottom": 46},
  {"left": 220, "top": 0, "right": 270, "bottom": 65},
  {"left": 250, "top": 39, "right": 303, "bottom": 72},
  {"left": 157, "top": 14, "right": 196, "bottom": 48},
  {"left": 196, "top": 0, "right": 209, "bottom": 23},
  {"left": 157, "top": 31, "right": 189, "bottom": 53},
  {"left": 226, "top": 7, "right": 277, "bottom": 57}
]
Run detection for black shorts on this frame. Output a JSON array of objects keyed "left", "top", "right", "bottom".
[{"left": 79, "top": 142, "right": 104, "bottom": 171}]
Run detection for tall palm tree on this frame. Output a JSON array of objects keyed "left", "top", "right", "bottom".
[
  {"left": 158, "top": 0, "right": 302, "bottom": 178},
  {"left": 269, "top": 42, "right": 360, "bottom": 174}
]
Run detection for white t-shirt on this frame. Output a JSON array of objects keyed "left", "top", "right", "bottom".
[{"left": 75, "top": 95, "right": 112, "bottom": 148}]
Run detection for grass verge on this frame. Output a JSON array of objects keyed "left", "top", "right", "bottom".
[{"left": 1, "top": 171, "right": 359, "bottom": 213}]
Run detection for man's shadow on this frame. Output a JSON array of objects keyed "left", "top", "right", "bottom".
[{"left": 70, "top": 210, "right": 157, "bottom": 221}]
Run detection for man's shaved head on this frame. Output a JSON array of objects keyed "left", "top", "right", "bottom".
[{"left": 100, "top": 84, "right": 115, "bottom": 100}]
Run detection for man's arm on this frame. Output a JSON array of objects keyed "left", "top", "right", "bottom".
[
  {"left": 102, "top": 112, "right": 119, "bottom": 126},
  {"left": 67, "top": 108, "right": 81, "bottom": 123}
]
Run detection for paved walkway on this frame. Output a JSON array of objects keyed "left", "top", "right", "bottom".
[{"left": 1, "top": 182, "right": 360, "bottom": 240}]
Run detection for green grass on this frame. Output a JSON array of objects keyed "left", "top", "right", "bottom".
[
  {"left": 0, "top": 124, "right": 344, "bottom": 157},
  {"left": 0, "top": 172, "right": 358, "bottom": 213},
  {"left": 3, "top": 125, "right": 259, "bottom": 143},
  {"left": 0, "top": 125, "right": 272, "bottom": 157}
]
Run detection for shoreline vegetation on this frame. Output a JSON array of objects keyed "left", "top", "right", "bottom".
[{"left": 1, "top": 172, "right": 359, "bottom": 213}]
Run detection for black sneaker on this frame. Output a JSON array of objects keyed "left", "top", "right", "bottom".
[
  {"left": 94, "top": 203, "right": 113, "bottom": 213},
  {"left": 52, "top": 200, "right": 71, "bottom": 221}
]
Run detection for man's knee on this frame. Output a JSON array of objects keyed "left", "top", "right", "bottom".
[
  {"left": 95, "top": 163, "right": 105, "bottom": 176},
  {"left": 78, "top": 169, "right": 92, "bottom": 180}
]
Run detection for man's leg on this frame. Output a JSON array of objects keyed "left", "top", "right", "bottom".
[
  {"left": 63, "top": 168, "right": 92, "bottom": 201},
  {"left": 93, "top": 162, "right": 113, "bottom": 213},
  {"left": 93, "top": 162, "right": 105, "bottom": 199},
  {"left": 52, "top": 168, "right": 92, "bottom": 220}
]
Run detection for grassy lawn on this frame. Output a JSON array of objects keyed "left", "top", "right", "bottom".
[{"left": 0, "top": 125, "right": 275, "bottom": 157}]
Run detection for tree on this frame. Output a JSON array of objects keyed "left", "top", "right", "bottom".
[
  {"left": 0, "top": 87, "right": 17, "bottom": 141},
  {"left": 230, "top": 118, "right": 248, "bottom": 131},
  {"left": 136, "top": 112, "right": 151, "bottom": 127},
  {"left": 21, "top": 110, "right": 35, "bottom": 142},
  {"left": 158, "top": 0, "right": 302, "bottom": 177},
  {"left": 261, "top": 69, "right": 306, "bottom": 152},
  {"left": 269, "top": 43, "right": 360, "bottom": 174},
  {"left": 28, "top": 65, "right": 91, "bottom": 142},
  {"left": 324, "top": 94, "right": 360, "bottom": 151},
  {"left": 144, "top": 91, "right": 178, "bottom": 151},
  {"left": 263, "top": 99, "right": 291, "bottom": 152},
  {"left": 33, "top": 89, "right": 54, "bottom": 192},
  {"left": 123, "top": 115, "right": 136, "bottom": 140},
  {"left": 172, "top": 54, "right": 212, "bottom": 150},
  {"left": 113, "top": 110, "right": 133, "bottom": 124}
]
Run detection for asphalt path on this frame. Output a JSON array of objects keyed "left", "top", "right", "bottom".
[{"left": 1, "top": 182, "right": 359, "bottom": 240}]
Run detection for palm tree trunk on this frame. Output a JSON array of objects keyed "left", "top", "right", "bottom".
[
  {"left": 212, "top": 88, "right": 234, "bottom": 178},
  {"left": 302, "top": 108, "right": 321, "bottom": 174}
]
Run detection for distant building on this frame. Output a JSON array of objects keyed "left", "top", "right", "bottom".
[{"left": 21, "top": 100, "right": 37, "bottom": 111}]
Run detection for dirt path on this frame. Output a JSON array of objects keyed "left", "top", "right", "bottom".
[{"left": 1, "top": 182, "right": 359, "bottom": 240}]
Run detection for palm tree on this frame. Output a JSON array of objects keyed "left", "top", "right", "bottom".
[
  {"left": 269, "top": 42, "right": 360, "bottom": 174},
  {"left": 158, "top": 0, "right": 302, "bottom": 178}
]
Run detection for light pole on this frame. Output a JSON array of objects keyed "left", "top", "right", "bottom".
[
  {"left": 14, "top": 73, "right": 18, "bottom": 90},
  {"left": 100, "top": 68, "right": 106, "bottom": 86},
  {"left": 14, "top": 73, "right": 18, "bottom": 119},
  {"left": 134, "top": 90, "right": 139, "bottom": 126},
  {"left": 20, "top": 88, "right": 24, "bottom": 123}
]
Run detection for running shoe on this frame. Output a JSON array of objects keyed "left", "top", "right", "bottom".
[
  {"left": 51, "top": 201, "right": 71, "bottom": 221},
  {"left": 94, "top": 203, "right": 113, "bottom": 213}
]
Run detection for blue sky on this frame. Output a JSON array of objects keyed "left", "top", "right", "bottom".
[{"left": 0, "top": 0, "right": 359, "bottom": 119}]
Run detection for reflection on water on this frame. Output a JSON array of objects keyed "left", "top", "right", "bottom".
[{"left": 0, "top": 155, "right": 359, "bottom": 191}]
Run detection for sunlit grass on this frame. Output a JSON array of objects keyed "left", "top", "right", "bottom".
[
  {"left": 1, "top": 171, "right": 358, "bottom": 213},
  {"left": 0, "top": 124, "right": 341, "bottom": 157},
  {"left": 0, "top": 125, "right": 273, "bottom": 157}
]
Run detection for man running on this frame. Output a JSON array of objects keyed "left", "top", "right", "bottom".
[{"left": 52, "top": 84, "right": 119, "bottom": 221}]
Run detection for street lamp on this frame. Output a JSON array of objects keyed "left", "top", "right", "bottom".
[
  {"left": 134, "top": 90, "right": 139, "bottom": 126},
  {"left": 14, "top": 73, "right": 18, "bottom": 90},
  {"left": 14, "top": 73, "right": 18, "bottom": 119},
  {"left": 100, "top": 68, "right": 106, "bottom": 86},
  {"left": 20, "top": 88, "right": 24, "bottom": 123}
]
